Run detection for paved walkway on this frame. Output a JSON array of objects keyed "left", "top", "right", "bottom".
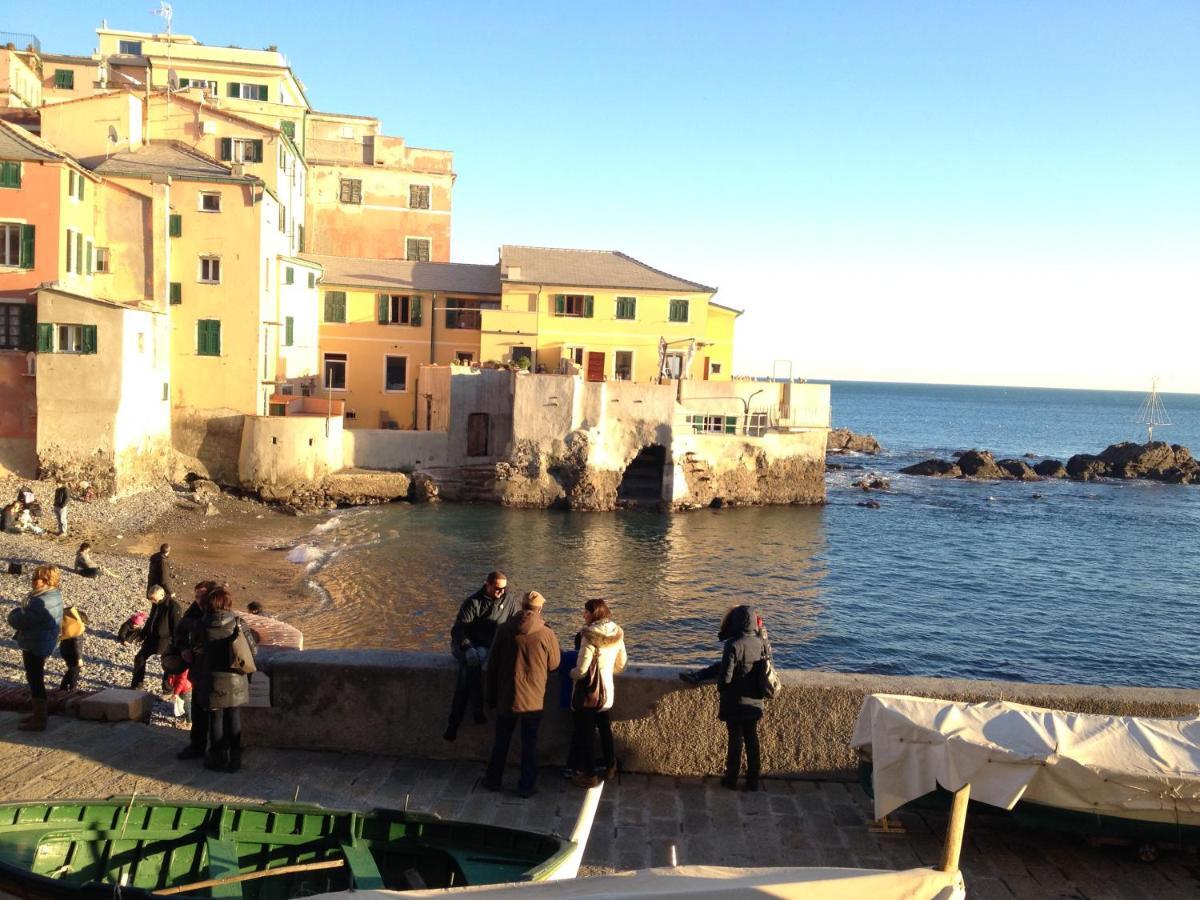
[{"left": 0, "top": 712, "right": 1196, "bottom": 898}]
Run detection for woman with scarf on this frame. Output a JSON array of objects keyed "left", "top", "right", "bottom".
[{"left": 7, "top": 565, "right": 63, "bottom": 731}]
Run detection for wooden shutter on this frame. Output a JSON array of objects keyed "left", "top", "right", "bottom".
[
  {"left": 251, "top": 139, "right": 264, "bottom": 162},
  {"left": 77, "top": 173, "right": 84, "bottom": 200},
  {"left": 377, "top": 294, "right": 389, "bottom": 324},
  {"left": 298, "top": 224, "right": 305, "bottom": 252},
  {"left": 285, "top": 267, "right": 294, "bottom": 285},
  {"left": 19, "top": 224, "right": 34, "bottom": 268},
  {"left": 220, "top": 137, "right": 232, "bottom": 161},
  {"left": 81, "top": 324, "right": 97, "bottom": 354},
  {"left": 554, "top": 294, "right": 565, "bottom": 315},
  {"left": 68, "top": 171, "right": 75, "bottom": 195},
  {"left": 227, "top": 82, "right": 239, "bottom": 98},
  {"left": 36, "top": 322, "right": 53, "bottom": 352},
  {"left": 170, "top": 283, "right": 182, "bottom": 304},
  {"left": 325, "top": 291, "right": 346, "bottom": 323},
  {"left": 257, "top": 84, "right": 268, "bottom": 101},
  {"left": 18, "top": 304, "right": 35, "bottom": 350},
  {"left": 169, "top": 214, "right": 182, "bottom": 237},
  {"left": 75, "top": 233, "right": 83, "bottom": 274},
  {"left": 281, "top": 120, "right": 295, "bottom": 139},
  {"left": 583, "top": 296, "right": 594, "bottom": 318},
  {"left": 0, "top": 161, "right": 19, "bottom": 187},
  {"left": 86, "top": 242, "right": 92, "bottom": 275},
  {"left": 65, "top": 228, "right": 72, "bottom": 272},
  {"left": 307, "top": 271, "right": 315, "bottom": 288},
  {"left": 285, "top": 316, "right": 294, "bottom": 346},
  {"left": 410, "top": 296, "right": 422, "bottom": 326}
]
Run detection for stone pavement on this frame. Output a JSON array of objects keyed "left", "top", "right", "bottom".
[{"left": 0, "top": 712, "right": 1196, "bottom": 898}]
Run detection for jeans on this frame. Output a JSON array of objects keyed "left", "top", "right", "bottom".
[
  {"left": 22, "top": 651, "right": 46, "bottom": 701},
  {"left": 54, "top": 507, "right": 67, "bottom": 535},
  {"left": 725, "top": 719, "right": 761, "bottom": 783},
  {"left": 571, "top": 709, "right": 614, "bottom": 775},
  {"left": 130, "top": 646, "right": 170, "bottom": 692},
  {"left": 209, "top": 707, "right": 242, "bottom": 749},
  {"left": 486, "top": 712, "right": 541, "bottom": 793},
  {"left": 59, "top": 637, "right": 84, "bottom": 691},
  {"left": 447, "top": 645, "right": 487, "bottom": 731}
]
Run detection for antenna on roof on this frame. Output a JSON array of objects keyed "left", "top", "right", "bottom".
[{"left": 152, "top": 2, "right": 174, "bottom": 120}]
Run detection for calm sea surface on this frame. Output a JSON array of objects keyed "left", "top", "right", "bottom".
[{"left": 276, "top": 382, "right": 1200, "bottom": 689}]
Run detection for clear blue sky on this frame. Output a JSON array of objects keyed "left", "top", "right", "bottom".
[{"left": 15, "top": 2, "right": 1200, "bottom": 390}]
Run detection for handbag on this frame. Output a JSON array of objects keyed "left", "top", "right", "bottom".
[
  {"left": 571, "top": 654, "right": 606, "bottom": 712},
  {"left": 60, "top": 606, "right": 87, "bottom": 640},
  {"left": 228, "top": 622, "right": 257, "bottom": 675},
  {"left": 759, "top": 640, "right": 782, "bottom": 700}
]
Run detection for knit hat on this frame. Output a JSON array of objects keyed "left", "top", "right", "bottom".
[{"left": 523, "top": 590, "right": 546, "bottom": 609}]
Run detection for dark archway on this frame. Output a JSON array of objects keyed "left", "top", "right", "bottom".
[{"left": 618, "top": 445, "right": 667, "bottom": 504}]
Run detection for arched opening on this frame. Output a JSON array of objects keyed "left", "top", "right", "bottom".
[{"left": 618, "top": 444, "right": 667, "bottom": 504}]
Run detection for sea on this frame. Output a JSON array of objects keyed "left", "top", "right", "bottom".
[{"left": 275, "top": 381, "right": 1200, "bottom": 690}]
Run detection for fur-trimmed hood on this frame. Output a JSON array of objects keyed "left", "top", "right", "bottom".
[{"left": 581, "top": 618, "right": 624, "bottom": 648}]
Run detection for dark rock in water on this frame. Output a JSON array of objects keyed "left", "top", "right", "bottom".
[
  {"left": 1034, "top": 459, "right": 1067, "bottom": 478},
  {"left": 1023, "top": 452, "right": 1038, "bottom": 459},
  {"left": 1096, "top": 441, "right": 1200, "bottom": 483},
  {"left": 826, "top": 462, "right": 844, "bottom": 471},
  {"left": 957, "top": 449, "right": 1007, "bottom": 480},
  {"left": 996, "top": 459, "right": 1040, "bottom": 481},
  {"left": 1066, "top": 454, "right": 1108, "bottom": 481},
  {"left": 856, "top": 500, "right": 881, "bottom": 509},
  {"left": 952, "top": 450, "right": 967, "bottom": 459},
  {"left": 900, "top": 459, "right": 961, "bottom": 477},
  {"left": 1031, "top": 493, "right": 1043, "bottom": 499},
  {"left": 827, "top": 428, "right": 882, "bottom": 455},
  {"left": 852, "top": 475, "right": 890, "bottom": 491}
]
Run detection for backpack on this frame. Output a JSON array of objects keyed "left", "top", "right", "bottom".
[{"left": 759, "top": 640, "right": 782, "bottom": 700}]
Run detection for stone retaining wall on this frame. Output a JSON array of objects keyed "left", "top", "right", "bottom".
[{"left": 242, "top": 650, "right": 1200, "bottom": 779}]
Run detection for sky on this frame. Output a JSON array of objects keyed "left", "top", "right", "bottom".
[{"left": 12, "top": 2, "right": 1200, "bottom": 392}]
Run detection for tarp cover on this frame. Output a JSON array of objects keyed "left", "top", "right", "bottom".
[{"left": 851, "top": 693, "right": 1200, "bottom": 821}]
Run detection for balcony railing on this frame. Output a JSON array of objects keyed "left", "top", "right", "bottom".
[{"left": 0, "top": 32, "right": 40, "bottom": 52}]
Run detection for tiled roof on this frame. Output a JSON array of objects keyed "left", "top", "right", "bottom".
[
  {"left": 500, "top": 245, "right": 714, "bottom": 293},
  {"left": 0, "top": 118, "right": 63, "bottom": 162},
  {"left": 90, "top": 141, "right": 241, "bottom": 180},
  {"left": 300, "top": 254, "right": 501, "bottom": 295}
]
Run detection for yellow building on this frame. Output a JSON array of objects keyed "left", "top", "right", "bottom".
[
  {"left": 0, "top": 42, "right": 42, "bottom": 108},
  {"left": 301, "top": 254, "right": 499, "bottom": 429},
  {"left": 483, "top": 245, "right": 737, "bottom": 383}
]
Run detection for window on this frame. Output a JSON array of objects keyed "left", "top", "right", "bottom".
[
  {"left": 339, "top": 179, "right": 362, "bottom": 204},
  {"left": 615, "top": 296, "right": 636, "bottom": 320},
  {"left": 710, "top": 362, "right": 722, "bottom": 374},
  {"left": 409, "top": 184, "right": 431, "bottom": 209},
  {"left": 686, "top": 414, "right": 737, "bottom": 435},
  {"left": 169, "top": 282, "right": 182, "bottom": 304},
  {"left": 614, "top": 350, "right": 634, "bottom": 380},
  {"left": 85, "top": 239, "right": 93, "bottom": 275},
  {"left": 323, "top": 353, "right": 347, "bottom": 390},
  {"left": 199, "top": 192, "right": 221, "bottom": 212},
  {"left": 68, "top": 170, "right": 84, "bottom": 201},
  {"left": 444, "top": 298, "right": 495, "bottom": 330},
  {"left": 455, "top": 351, "right": 474, "bottom": 364},
  {"left": 219, "top": 138, "right": 263, "bottom": 164},
  {"left": 118, "top": 40, "right": 142, "bottom": 55},
  {"left": 169, "top": 214, "right": 182, "bottom": 237},
  {"left": 279, "top": 204, "right": 287, "bottom": 234},
  {"left": 662, "top": 352, "right": 684, "bottom": 379},
  {"left": 54, "top": 69, "right": 74, "bottom": 90},
  {"left": 565, "top": 346, "right": 585, "bottom": 366},
  {"left": 227, "top": 82, "right": 268, "bottom": 101},
  {"left": 75, "top": 232, "right": 83, "bottom": 274},
  {"left": 512, "top": 346, "right": 533, "bottom": 368},
  {"left": 553, "top": 294, "right": 594, "bottom": 318},
  {"left": 179, "top": 77, "right": 217, "bottom": 93},
  {"left": 307, "top": 271, "right": 316, "bottom": 288},
  {"left": 284, "top": 316, "right": 294, "bottom": 347},
  {"left": 95, "top": 247, "right": 109, "bottom": 273},
  {"left": 384, "top": 355, "right": 408, "bottom": 392},
  {"left": 298, "top": 223, "right": 305, "bottom": 252},
  {"left": 339, "top": 125, "right": 354, "bottom": 139},
  {"left": 285, "top": 266, "right": 294, "bottom": 285},
  {"left": 669, "top": 298, "right": 690, "bottom": 322},
  {"left": 0, "top": 161, "right": 20, "bottom": 189},
  {"left": 56, "top": 324, "right": 96, "bottom": 354},
  {"left": 378, "top": 294, "right": 422, "bottom": 326},
  {"left": 280, "top": 120, "right": 296, "bottom": 140},
  {"left": 324, "top": 291, "right": 346, "bottom": 323},
  {"left": 64, "top": 228, "right": 72, "bottom": 271},
  {"left": 197, "top": 320, "right": 221, "bottom": 356},
  {"left": 405, "top": 237, "right": 431, "bottom": 262},
  {"left": 199, "top": 257, "right": 221, "bottom": 283},
  {"left": 0, "top": 303, "right": 34, "bottom": 350},
  {"left": 0, "top": 223, "right": 34, "bottom": 268}
]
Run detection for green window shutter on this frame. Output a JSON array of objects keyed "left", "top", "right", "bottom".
[
  {"left": 725, "top": 416, "right": 737, "bottom": 434},
  {"left": 298, "top": 223, "right": 305, "bottom": 252},
  {"left": 554, "top": 294, "right": 565, "bottom": 316},
  {"left": 325, "top": 291, "right": 346, "bottom": 323},
  {"left": 281, "top": 120, "right": 295, "bottom": 139},
  {"left": 228, "top": 82, "right": 239, "bottom": 98},
  {"left": 19, "top": 224, "right": 34, "bottom": 268},
  {"left": 36, "top": 322, "right": 53, "bottom": 352},
  {"left": 220, "top": 138, "right": 232, "bottom": 161},
  {"left": 18, "top": 304, "right": 35, "bottom": 350},
  {"left": 75, "top": 233, "right": 83, "bottom": 274},
  {"left": 410, "top": 296, "right": 422, "bottom": 327},
  {"left": 583, "top": 296, "right": 594, "bottom": 318},
  {"left": 65, "top": 228, "right": 72, "bottom": 272},
  {"left": 252, "top": 139, "right": 264, "bottom": 162},
  {"left": 285, "top": 316, "right": 294, "bottom": 346},
  {"left": 68, "top": 171, "right": 75, "bottom": 195},
  {"left": 77, "top": 173, "right": 84, "bottom": 200},
  {"left": 377, "top": 294, "right": 389, "bottom": 324},
  {"left": 0, "top": 161, "right": 20, "bottom": 188},
  {"left": 169, "top": 282, "right": 182, "bottom": 304},
  {"left": 307, "top": 271, "right": 315, "bottom": 288},
  {"left": 86, "top": 242, "right": 92, "bottom": 275},
  {"left": 81, "top": 324, "right": 97, "bottom": 354},
  {"left": 169, "top": 214, "right": 182, "bottom": 237},
  {"left": 285, "top": 266, "right": 294, "bottom": 285}
]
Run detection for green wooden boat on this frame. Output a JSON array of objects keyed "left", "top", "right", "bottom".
[{"left": 0, "top": 797, "right": 576, "bottom": 898}]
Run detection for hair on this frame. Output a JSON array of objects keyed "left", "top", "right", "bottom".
[
  {"left": 32, "top": 565, "right": 60, "bottom": 589},
  {"left": 247, "top": 601, "right": 263, "bottom": 614},
  {"left": 486, "top": 570, "right": 507, "bottom": 585},
  {"left": 194, "top": 579, "right": 219, "bottom": 595},
  {"left": 159, "top": 543, "right": 171, "bottom": 554},
  {"left": 207, "top": 588, "right": 233, "bottom": 612},
  {"left": 148, "top": 586, "right": 166, "bottom": 602},
  {"left": 584, "top": 598, "right": 611, "bottom": 621},
  {"left": 78, "top": 542, "right": 91, "bottom": 552}
]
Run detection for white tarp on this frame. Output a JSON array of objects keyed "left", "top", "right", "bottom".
[{"left": 851, "top": 693, "right": 1200, "bottom": 822}]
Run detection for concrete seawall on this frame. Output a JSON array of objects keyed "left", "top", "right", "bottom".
[{"left": 242, "top": 650, "right": 1200, "bottom": 778}]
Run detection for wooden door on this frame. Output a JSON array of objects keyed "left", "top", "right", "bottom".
[
  {"left": 466, "top": 413, "right": 489, "bottom": 457},
  {"left": 586, "top": 351, "right": 606, "bottom": 382},
  {"left": 703, "top": 356, "right": 711, "bottom": 380}
]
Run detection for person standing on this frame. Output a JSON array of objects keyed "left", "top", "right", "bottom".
[
  {"left": 7, "top": 565, "right": 64, "bottom": 732},
  {"left": 568, "top": 598, "right": 627, "bottom": 787},
  {"left": 175, "top": 581, "right": 219, "bottom": 760},
  {"left": 58, "top": 604, "right": 87, "bottom": 691},
  {"left": 444, "top": 571, "right": 515, "bottom": 742},
  {"left": 130, "top": 586, "right": 183, "bottom": 690},
  {"left": 147, "top": 543, "right": 175, "bottom": 599},
  {"left": 52, "top": 483, "right": 70, "bottom": 537},
  {"left": 483, "top": 590, "right": 560, "bottom": 797},
  {"left": 191, "top": 588, "right": 256, "bottom": 772},
  {"left": 715, "top": 605, "right": 768, "bottom": 791}
]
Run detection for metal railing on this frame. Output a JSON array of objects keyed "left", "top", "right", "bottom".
[{"left": 0, "top": 32, "right": 40, "bottom": 53}]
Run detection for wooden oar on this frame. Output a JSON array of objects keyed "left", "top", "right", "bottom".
[{"left": 152, "top": 858, "right": 345, "bottom": 895}]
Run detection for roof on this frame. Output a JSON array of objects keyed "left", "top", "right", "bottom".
[
  {"left": 90, "top": 141, "right": 246, "bottom": 181},
  {"left": 41, "top": 53, "right": 95, "bottom": 65},
  {"left": 0, "top": 119, "right": 61, "bottom": 162},
  {"left": 499, "top": 245, "right": 714, "bottom": 293},
  {"left": 157, "top": 93, "right": 278, "bottom": 134},
  {"left": 300, "top": 254, "right": 501, "bottom": 295}
]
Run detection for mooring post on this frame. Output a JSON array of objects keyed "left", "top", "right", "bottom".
[{"left": 939, "top": 783, "right": 971, "bottom": 873}]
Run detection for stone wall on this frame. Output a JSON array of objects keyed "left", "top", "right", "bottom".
[
  {"left": 242, "top": 650, "right": 1200, "bottom": 779},
  {"left": 172, "top": 408, "right": 245, "bottom": 486},
  {"left": 238, "top": 415, "right": 344, "bottom": 488}
]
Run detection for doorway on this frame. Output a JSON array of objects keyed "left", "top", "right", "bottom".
[{"left": 618, "top": 445, "right": 667, "bottom": 504}]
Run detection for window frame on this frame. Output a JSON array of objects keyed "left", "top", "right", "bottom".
[
  {"left": 405, "top": 236, "right": 431, "bottom": 262},
  {"left": 199, "top": 192, "right": 222, "bottom": 213},
  {"left": 339, "top": 178, "right": 362, "bottom": 205},
  {"left": 0, "top": 222, "right": 30, "bottom": 268},
  {"left": 408, "top": 183, "right": 432, "bottom": 210},
  {"left": 196, "top": 319, "right": 221, "bottom": 356},
  {"left": 323, "top": 290, "right": 347, "bottom": 323},
  {"left": 94, "top": 247, "right": 110, "bottom": 273},
  {"left": 57, "top": 323, "right": 85, "bottom": 354},
  {"left": 53, "top": 69, "right": 75, "bottom": 90},
  {"left": 614, "top": 349, "right": 635, "bottom": 381},
  {"left": 668, "top": 298, "right": 690, "bottom": 323},
  {"left": 615, "top": 296, "right": 637, "bottom": 321},
  {"left": 0, "top": 161, "right": 21, "bottom": 189},
  {"left": 0, "top": 302, "right": 29, "bottom": 350},
  {"left": 198, "top": 256, "right": 222, "bottom": 284},
  {"left": 383, "top": 354, "right": 408, "bottom": 393},
  {"left": 118, "top": 40, "right": 142, "bottom": 55},
  {"left": 323, "top": 352, "right": 348, "bottom": 391}
]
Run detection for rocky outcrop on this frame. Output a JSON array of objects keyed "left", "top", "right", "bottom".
[
  {"left": 678, "top": 449, "right": 824, "bottom": 510},
  {"left": 827, "top": 428, "right": 882, "bottom": 455},
  {"left": 956, "top": 449, "right": 1007, "bottom": 480},
  {"left": 1034, "top": 460, "right": 1067, "bottom": 478},
  {"left": 904, "top": 442, "right": 1199, "bottom": 486},
  {"left": 996, "top": 459, "right": 1039, "bottom": 481},
  {"left": 899, "top": 459, "right": 962, "bottom": 477},
  {"left": 1065, "top": 454, "right": 1107, "bottom": 481},
  {"left": 323, "top": 471, "right": 412, "bottom": 505},
  {"left": 852, "top": 475, "right": 890, "bottom": 491},
  {"left": 410, "top": 472, "right": 441, "bottom": 503}
]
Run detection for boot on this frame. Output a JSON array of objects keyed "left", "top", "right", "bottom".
[
  {"left": 204, "top": 741, "right": 229, "bottom": 772},
  {"left": 226, "top": 735, "right": 243, "bottom": 773},
  {"left": 19, "top": 699, "right": 47, "bottom": 732}
]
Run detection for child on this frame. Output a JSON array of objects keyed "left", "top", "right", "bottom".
[
  {"left": 117, "top": 610, "right": 148, "bottom": 645},
  {"left": 167, "top": 669, "right": 193, "bottom": 725},
  {"left": 59, "top": 605, "right": 88, "bottom": 691}
]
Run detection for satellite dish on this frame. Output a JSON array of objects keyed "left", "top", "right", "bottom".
[
  {"left": 107, "top": 125, "right": 119, "bottom": 144},
  {"left": 167, "top": 68, "right": 179, "bottom": 90}
]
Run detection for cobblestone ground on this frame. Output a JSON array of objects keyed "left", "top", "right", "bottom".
[{"left": 0, "top": 712, "right": 1196, "bottom": 898}]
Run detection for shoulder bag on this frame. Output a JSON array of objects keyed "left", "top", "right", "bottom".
[
  {"left": 759, "top": 640, "right": 782, "bottom": 700},
  {"left": 228, "top": 621, "right": 258, "bottom": 675},
  {"left": 571, "top": 653, "right": 607, "bottom": 712}
]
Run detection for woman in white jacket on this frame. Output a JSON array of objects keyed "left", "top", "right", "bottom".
[{"left": 569, "top": 598, "right": 628, "bottom": 788}]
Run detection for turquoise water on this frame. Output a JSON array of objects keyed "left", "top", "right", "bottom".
[{"left": 279, "top": 381, "right": 1200, "bottom": 689}]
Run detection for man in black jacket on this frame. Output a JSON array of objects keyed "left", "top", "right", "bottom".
[
  {"left": 147, "top": 544, "right": 174, "bottom": 599},
  {"left": 52, "top": 484, "right": 70, "bottom": 536},
  {"left": 443, "top": 571, "right": 513, "bottom": 741}
]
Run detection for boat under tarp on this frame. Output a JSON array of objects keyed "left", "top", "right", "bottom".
[
  {"left": 0, "top": 797, "right": 575, "bottom": 898},
  {"left": 852, "top": 693, "right": 1200, "bottom": 844}
]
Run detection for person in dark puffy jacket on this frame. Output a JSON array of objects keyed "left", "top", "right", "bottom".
[
  {"left": 188, "top": 587, "right": 256, "bottom": 772},
  {"left": 444, "top": 571, "right": 515, "bottom": 741},
  {"left": 7, "top": 565, "right": 64, "bottom": 732},
  {"left": 715, "top": 605, "right": 767, "bottom": 791},
  {"left": 175, "top": 581, "right": 221, "bottom": 761}
]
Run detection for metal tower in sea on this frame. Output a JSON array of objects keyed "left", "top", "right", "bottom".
[{"left": 1135, "top": 377, "right": 1172, "bottom": 443}]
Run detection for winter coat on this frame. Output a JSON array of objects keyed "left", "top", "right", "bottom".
[
  {"left": 53, "top": 486, "right": 70, "bottom": 509},
  {"left": 570, "top": 619, "right": 627, "bottom": 712},
  {"left": 193, "top": 611, "right": 256, "bottom": 710},
  {"left": 147, "top": 551, "right": 174, "bottom": 597},
  {"left": 485, "top": 609, "right": 560, "bottom": 715},
  {"left": 140, "top": 596, "right": 185, "bottom": 654},
  {"left": 450, "top": 585, "right": 516, "bottom": 650},
  {"left": 717, "top": 605, "right": 766, "bottom": 723},
  {"left": 8, "top": 586, "right": 63, "bottom": 658}
]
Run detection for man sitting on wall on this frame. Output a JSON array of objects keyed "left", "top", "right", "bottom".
[{"left": 444, "top": 571, "right": 514, "bottom": 742}]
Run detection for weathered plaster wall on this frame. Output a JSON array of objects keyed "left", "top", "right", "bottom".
[
  {"left": 239, "top": 415, "right": 344, "bottom": 488},
  {"left": 342, "top": 428, "right": 451, "bottom": 471},
  {"left": 671, "top": 430, "right": 827, "bottom": 509},
  {"left": 172, "top": 408, "right": 245, "bottom": 485},
  {"left": 243, "top": 651, "right": 1200, "bottom": 779}
]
